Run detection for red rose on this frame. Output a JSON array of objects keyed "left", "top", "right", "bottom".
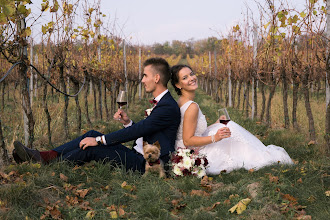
[{"left": 195, "top": 158, "right": 201, "bottom": 166}]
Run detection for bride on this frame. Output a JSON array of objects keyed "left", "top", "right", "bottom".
[{"left": 170, "top": 64, "right": 294, "bottom": 175}]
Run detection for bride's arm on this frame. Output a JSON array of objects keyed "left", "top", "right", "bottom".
[{"left": 182, "top": 103, "right": 230, "bottom": 148}]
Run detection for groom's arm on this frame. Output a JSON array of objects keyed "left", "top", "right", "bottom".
[{"left": 104, "top": 102, "right": 178, "bottom": 146}]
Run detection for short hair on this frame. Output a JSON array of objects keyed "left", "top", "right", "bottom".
[
  {"left": 143, "top": 58, "right": 171, "bottom": 87},
  {"left": 170, "top": 64, "right": 192, "bottom": 95}
]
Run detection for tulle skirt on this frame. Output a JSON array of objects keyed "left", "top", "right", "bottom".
[{"left": 195, "top": 121, "right": 294, "bottom": 175}]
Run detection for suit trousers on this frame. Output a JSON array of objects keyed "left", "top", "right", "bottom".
[{"left": 52, "top": 130, "right": 145, "bottom": 172}]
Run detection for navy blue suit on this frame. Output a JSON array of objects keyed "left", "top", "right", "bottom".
[{"left": 52, "top": 92, "right": 180, "bottom": 173}]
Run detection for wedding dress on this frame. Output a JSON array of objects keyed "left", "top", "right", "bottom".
[{"left": 175, "top": 101, "right": 294, "bottom": 175}]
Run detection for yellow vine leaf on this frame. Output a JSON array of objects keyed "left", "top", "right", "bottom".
[
  {"left": 86, "top": 211, "right": 95, "bottom": 219},
  {"left": 109, "top": 211, "right": 118, "bottom": 218},
  {"left": 300, "top": 12, "right": 307, "bottom": 18},
  {"left": 264, "top": 22, "right": 270, "bottom": 29},
  {"left": 228, "top": 198, "right": 251, "bottom": 214}
]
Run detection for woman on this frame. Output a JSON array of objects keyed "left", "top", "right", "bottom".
[{"left": 170, "top": 64, "right": 293, "bottom": 175}]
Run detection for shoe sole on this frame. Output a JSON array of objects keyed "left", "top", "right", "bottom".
[{"left": 14, "top": 141, "right": 32, "bottom": 162}]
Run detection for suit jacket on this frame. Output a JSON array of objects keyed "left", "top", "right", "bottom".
[{"left": 104, "top": 91, "right": 181, "bottom": 158}]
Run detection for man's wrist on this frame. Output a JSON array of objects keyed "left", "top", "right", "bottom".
[
  {"left": 95, "top": 136, "right": 103, "bottom": 145},
  {"left": 123, "top": 120, "right": 133, "bottom": 127}
]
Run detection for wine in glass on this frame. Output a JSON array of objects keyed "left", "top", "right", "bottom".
[
  {"left": 218, "top": 108, "right": 230, "bottom": 125},
  {"left": 116, "top": 90, "right": 127, "bottom": 109}
]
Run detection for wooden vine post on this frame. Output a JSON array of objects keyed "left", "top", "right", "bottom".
[
  {"left": 18, "top": 15, "right": 35, "bottom": 148},
  {"left": 325, "top": 0, "right": 330, "bottom": 152}
]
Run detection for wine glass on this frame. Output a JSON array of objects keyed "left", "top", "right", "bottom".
[
  {"left": 116, "top": 90, "right": 127, "bottom": 109},
  {"left": 218, "top": 108, "right": 231, "bottom": 126}
]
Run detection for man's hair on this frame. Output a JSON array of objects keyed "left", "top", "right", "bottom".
[{"left": 143, "top": 57, "right": 171, "bottom": 87}]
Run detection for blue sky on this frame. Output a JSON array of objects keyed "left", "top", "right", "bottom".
[{"left": 28, "top": 0, "right": 309, "bottom": 45}]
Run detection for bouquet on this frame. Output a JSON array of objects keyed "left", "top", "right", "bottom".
[{"left": 171, "top": 148, "right": 208, "bottom": 178}]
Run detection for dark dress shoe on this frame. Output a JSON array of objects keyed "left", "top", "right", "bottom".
[
  {"left": 13, "top": 141, "right": 44, "bottom": 163},
  {"left": 12, "top": 149, "right": 24, "bottom": 164}
]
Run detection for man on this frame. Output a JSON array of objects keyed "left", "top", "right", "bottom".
[{"left": 13, "top": 57, "right": 181, "bottom": 173}]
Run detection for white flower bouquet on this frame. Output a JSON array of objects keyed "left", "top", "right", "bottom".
[{"left": 171, "top": 148, "right": 208, "bottom": 178}]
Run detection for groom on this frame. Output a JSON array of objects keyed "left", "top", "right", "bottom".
[{"left": 13, "top": 57, "right": 181, "bottom": 173}]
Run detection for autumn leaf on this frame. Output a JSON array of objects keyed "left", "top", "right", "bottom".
[
  {"left": 121, "top": 181, "right": 135, "bottom": 191},
  {"left": 229, "top": 194, "right": 239, "bottom": 200},
  {"left": 190, "top": 190, "right": 210, "bottom": 197},
  {"left": 228, "top": 198, "right": 251, "bottom": 215},
  {"left": 76, "top": 189, "right": 89, "bottom": 198},
  {"left": 60, "top": 173, "right": 68, "bottom": 182},
  {"left": 109, "top": 211, "right": 118, "bottom": 219},
  {"left": 297, "top": 178, "right": 303, "bottom": 184},
  {"left": 86, "top": 210, "right": 95, "bottom": 219},
  {"left": 325, "top": 191, "right": 330, "bottom": 197},
  {"left": 307, "top": 140, "right": 315, "bottom": 145},
  {"left": 248, "top": 168, "right": 255, "bottom": 173},
  {"left": 223, "top": 199, "right": 231, "bottom": 205},
  {"left": 205, "top": 202, "right": 221, "bottom": 211}
]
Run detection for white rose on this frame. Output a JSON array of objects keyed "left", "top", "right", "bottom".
[
  {"left": 196, "top": 168, "right": 206, "bottom": 178},
  {"left": 173, "top": 164, "right": 183, "bottom": 176},
  {"left": 182, "top": 157, "right": 193, "bottom": 169}
]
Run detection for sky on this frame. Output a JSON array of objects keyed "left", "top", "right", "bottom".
[{"left": 28, "top": 0, "right": 310, "bottom": 46}]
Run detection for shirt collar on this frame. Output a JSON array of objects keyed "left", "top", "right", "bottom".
[{"left": 154, "top": 89, "right": 168, "bottom": 103}]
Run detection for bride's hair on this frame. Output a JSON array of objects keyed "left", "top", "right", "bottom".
[{"left": 170, "top": 64, "right": 193, "bottom": 95}]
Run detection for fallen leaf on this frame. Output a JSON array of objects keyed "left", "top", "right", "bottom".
[
  {"left": 307, "top": 140, "right": 315, "bottom": 145},
  {"left": 76, "top": 189, "right": 89, "bottom": 198},
  {"left": 297, "top": 178, "right": 303, "bottom": 184},
  {"left": 190, "top": 190, "right": 210, "bottom": 197},
  {"left": 228, "top": 198, "right": 251, "bottom": 215},
  {"left": 294, "top": 215, "right": 312, "bottom": 220},
  {"left": 307, "top": 195, "right": 316, "bottom": 202},
  {"left": 49, "top": 206, "right": 63, "bottom": 219},
  {"left": 223, "top": 199, "right": 231, "bottom": 205},
  {"left": 118, "top": 207, "right": 126, "bottom": 217},
  {"left": 229, "top": 194, "right": 239, "bottom": 200},
  {"left": 281, "top": 194, "right": 297, "bottom": 205},
  {"left": 205, "top": 202, "right": 221, "bottom": 211},
  {"left": 247, "top": 182, "right": 260, "bottom": 199},
  {"left": 121, "top": 181, "right": 135, "bottom": 191},
  {"left": 109, "top": 211, "right": 118, "bottom": 219},
  {"left": 60, "top": 173, "right": 68, "bottom": 182},
  {"left": 325, "top": 191, "right": 330, "bottom": 197},
  {"left": 86, "top": 210, "right": 95, "bottom": 219},
  {"left": 31, "top": 163, "right": 41, "bottom": 169},
  {"left": 248, "top": 168, "right": 255, "bottom": 173}
]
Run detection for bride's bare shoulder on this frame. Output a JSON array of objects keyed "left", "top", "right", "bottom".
[{"left": 185, "top": 102, "right": 199, "bottom": 116}]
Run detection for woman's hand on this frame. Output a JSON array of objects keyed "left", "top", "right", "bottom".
[{"left": 214, "top": 127, "right": 231, "bottom": 142}]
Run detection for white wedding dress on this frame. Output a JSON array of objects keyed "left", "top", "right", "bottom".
[{"left": 175, "top": 101, "right": 294, "bottom": 175}]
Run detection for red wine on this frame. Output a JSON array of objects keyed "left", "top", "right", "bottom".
[
  {"left": 220, "top": 119, "right": 230, "bottom": 125},
  {"left": 117, "top": 102, "right": 127, "bottom": 107}
]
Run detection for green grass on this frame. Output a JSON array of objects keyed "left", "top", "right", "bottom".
[{"left": 0, "top": 87, "right": 329, "bottom": 219}]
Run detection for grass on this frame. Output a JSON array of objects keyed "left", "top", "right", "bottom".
[{"left": 0, "top": 86, "right": 329, "bottom": 219}]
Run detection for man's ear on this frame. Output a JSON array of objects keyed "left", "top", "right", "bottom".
[{"left": 155, "top": 74, "right": 160, "bottom": 84}]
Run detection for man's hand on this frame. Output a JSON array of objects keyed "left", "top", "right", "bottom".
[
  {"left": 113, "top": 109, "right": 131, "bottom": 125},
  {"left": 79, "top": 137, "right": 98, "bottom": 150}
]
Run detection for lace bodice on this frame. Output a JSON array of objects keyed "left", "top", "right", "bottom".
[{"left": 176, "top": 101, "right": 208, "bottom": 142}]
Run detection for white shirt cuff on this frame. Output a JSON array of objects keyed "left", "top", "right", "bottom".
[
  {"left": 101, "top": 135, "right": 107, "bottom": 145},
  {"left": 123, "top": 120, "right": 133, "bottom": 128}
]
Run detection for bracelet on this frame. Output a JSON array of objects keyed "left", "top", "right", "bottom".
[{"left": 211, "top": 135, "right": 216, "bottom": 143}]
